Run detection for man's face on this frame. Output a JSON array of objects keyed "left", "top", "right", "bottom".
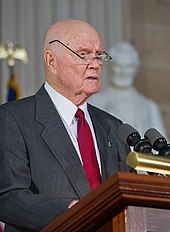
[{"left": 51, "top": 28, "right": 103, "bottom": 105}]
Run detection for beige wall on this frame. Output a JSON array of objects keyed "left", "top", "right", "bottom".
[{"left": 123, "top": 0, "right": 170, "bottom": 139}]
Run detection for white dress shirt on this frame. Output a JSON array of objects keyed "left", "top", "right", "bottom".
[{"left": 44, "top": 82, "right": 101, "bottom": 173}]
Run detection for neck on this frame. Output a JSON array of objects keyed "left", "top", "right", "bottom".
[
  {"left": 47, "top": 83, "right": 88, "bottom": 106},
  {"left": 70, "top": 95, "right": 89, "bottom": 107}
]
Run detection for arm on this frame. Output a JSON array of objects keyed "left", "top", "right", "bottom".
[{"left": 0, "top": 107, "right": 73, "bottom": 231}]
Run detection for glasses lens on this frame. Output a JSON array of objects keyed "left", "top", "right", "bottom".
[
  {"left": 97, "top": 52, "right": 111, "bottom": 64},
  {"left": 100, "top": 54, "right": 111, "bottom": 64}
]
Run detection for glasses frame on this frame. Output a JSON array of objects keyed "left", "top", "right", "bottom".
[{"left": 49, "top": 39, "right": 112, "bottom": 64}]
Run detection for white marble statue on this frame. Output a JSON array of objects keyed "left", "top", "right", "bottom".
[{"left": 89, "top": 41, "right": 167, "bottom": 138}]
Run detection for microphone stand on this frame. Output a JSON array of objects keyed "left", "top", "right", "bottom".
[{"left": 126, "top": 151, "right": 170, "bottom": 175}]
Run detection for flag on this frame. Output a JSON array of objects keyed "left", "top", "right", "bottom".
[{"left": 7, "top": 72, "right": 21, "bottom": 101}]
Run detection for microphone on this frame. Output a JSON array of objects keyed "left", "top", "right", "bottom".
[
  {"left": 118, "top": 124, "right": 170, "bottom": 174},
  {"left": 118, "top": 123, "right": 152, "bottom": 153},
  {"left": 145, "top": 128, "right": 170, "bottom": 157}
]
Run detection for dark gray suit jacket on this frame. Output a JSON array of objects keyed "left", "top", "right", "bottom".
[{"left": 0, "top": 85, "right": 132, "bottom": 232}]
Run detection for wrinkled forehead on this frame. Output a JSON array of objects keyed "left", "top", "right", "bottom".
[{"left": 67, "top": 30, "right": 102, "bottom": 49}]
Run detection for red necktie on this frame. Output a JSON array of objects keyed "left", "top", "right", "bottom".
[
  {"left": 75, "top": 108, "right": 101, "bottom": 190},
  {"left": 0, "top": 223, "right": 4, "bottom": 232}
]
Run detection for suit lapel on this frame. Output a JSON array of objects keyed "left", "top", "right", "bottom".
[{"left": 35, "top": 86, "right": 91, "bottom": 198}]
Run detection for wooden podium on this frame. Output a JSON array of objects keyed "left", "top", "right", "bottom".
[{"left": 41, "top": 172, "right": 170, "bottom": 232}]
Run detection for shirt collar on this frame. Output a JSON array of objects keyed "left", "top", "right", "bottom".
[{"left": 44, "top": 81, "right": 88, "bottom": 125}]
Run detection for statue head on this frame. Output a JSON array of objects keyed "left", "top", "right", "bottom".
[{"left": 109, "top": 42, "right": 140, "bottom": 88}]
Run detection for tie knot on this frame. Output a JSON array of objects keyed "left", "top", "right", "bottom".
[{"left": 75, "top": 108, "right": 84, "bottom": 119}]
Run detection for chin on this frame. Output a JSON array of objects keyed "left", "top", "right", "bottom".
[
  {"left": 84, "top": 83, "right": 100, "bottom": 95},
  {"left": 92, "top": 87, "right": 100, "bottom": 94},
  {"left": 86, "top": 89, "right": 99, "bottom": 98}
]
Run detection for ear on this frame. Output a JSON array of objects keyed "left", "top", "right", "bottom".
[{"left": 44, "top": 50, "right": 56, "bottom": 71}]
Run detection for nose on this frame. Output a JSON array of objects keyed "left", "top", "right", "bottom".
[{"left": 88, "top": 57, "right": 102, "bottom": 69}]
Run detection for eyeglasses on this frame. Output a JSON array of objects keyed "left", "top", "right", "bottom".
[{"left": 49, "top": 39, "right": 112, "bottom": 65}]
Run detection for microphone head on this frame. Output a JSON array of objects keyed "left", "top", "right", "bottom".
[
  {"left": 118, "top": 123, "right": 141, "bottom": 146},
  {"left": 144, "top": 128, "right": 167, "bottom": 151}
]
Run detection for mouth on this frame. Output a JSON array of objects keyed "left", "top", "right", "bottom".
[{"left": 86, "top": 76, "right": 99, "bottom": 80}]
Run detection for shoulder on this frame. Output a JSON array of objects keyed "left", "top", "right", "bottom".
[
  {"left": 0, "top": 95, "right": 35, "bottom": 115},
  {"left": 0, "top": 85, "right": 46, "bottom": 116},
  {"left": 87, "top": 103, "right": 122, "bottom": 126}
]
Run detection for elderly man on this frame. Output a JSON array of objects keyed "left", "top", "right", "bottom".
[{"left": 0, "top": 20, "right": 131, "bottom": 231}]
